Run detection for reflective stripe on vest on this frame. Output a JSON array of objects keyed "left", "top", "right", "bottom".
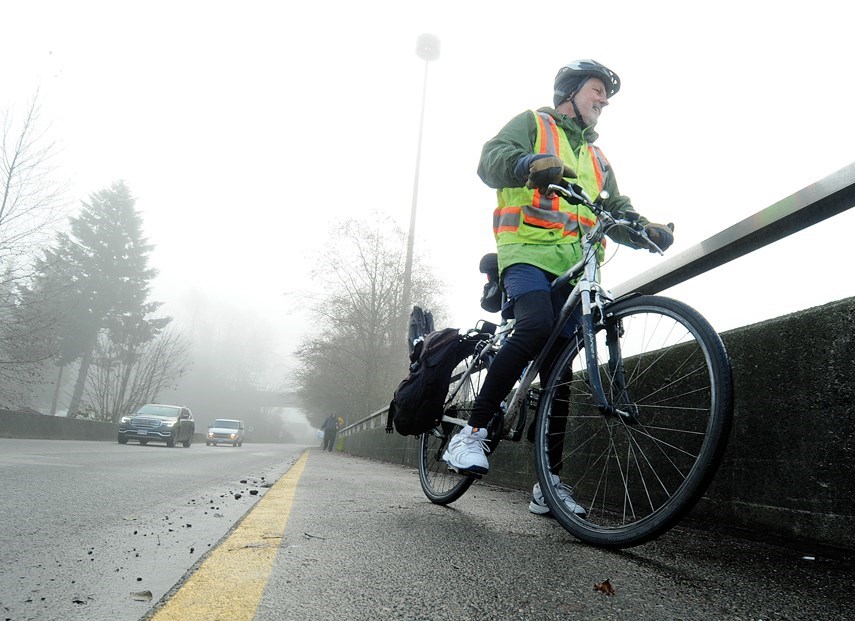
[
  {"left": 533, "top": 113, "right": 560, "bottom": 211},
  {"left": 493, "top": 111, "right": 608, "bottom": 245}
]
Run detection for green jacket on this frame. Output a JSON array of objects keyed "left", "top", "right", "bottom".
[{"left": 478, "top": 107, "right": 648, "bottom": 276}]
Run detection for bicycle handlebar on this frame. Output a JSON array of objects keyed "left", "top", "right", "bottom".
[{"left": 545, "top": 183, "right": 666, "bottom": 255}]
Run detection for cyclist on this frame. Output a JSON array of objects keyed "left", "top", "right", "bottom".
[{"left": 443, "top": 59, "right": 675, "bottom": 516}]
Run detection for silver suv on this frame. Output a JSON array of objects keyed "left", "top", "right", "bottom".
[
  {"left": 118, "top": 404, "right": 195, "bottom": 447},
  {"left": 206, "top": 419, "right": 245, "bottom": 447}
]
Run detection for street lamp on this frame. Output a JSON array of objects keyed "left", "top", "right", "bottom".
[{"left": 401, "top": 33, "right": 440, "bottom": 352}]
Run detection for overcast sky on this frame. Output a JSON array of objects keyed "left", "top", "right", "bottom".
[{"left": 4, "top": 0, "right": 854, "bottom": 383}]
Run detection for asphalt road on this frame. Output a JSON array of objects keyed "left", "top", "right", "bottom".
[
  {"left": 0, "top": 438, "right": 304, "bottom": 621},
  {"left": 2, "top": 439, "right": 853, "bottom": 621}
]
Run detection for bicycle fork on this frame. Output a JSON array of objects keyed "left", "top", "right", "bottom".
[{"left": 581, "top": 289, "right": 639, "bottom": 424}]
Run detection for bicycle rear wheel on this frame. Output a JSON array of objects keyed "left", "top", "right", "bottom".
[
  {"left": 419, "top": 342, "right": 492, "bottom": 504},
  {"left": 534, "top": 295, "right": 733, "bottom": 547}
]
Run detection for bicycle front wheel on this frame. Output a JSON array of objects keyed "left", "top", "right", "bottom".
[
  {"left": 418, "top": 344, "right": 492, "bottom": 504},
  {"left": 534, "top": 295, "right": 733, "bottom": 547}
]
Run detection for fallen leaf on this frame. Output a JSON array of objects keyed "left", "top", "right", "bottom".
[
  {"left": 594, "top": 579, "right": 615, "bottom": 596},
  {"left": 130, "top": 591, "right": 153, "bottom": 602}
]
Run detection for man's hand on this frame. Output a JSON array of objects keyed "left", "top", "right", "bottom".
[
  {"left": 644, "top": 223, "right": 674, "bottom": 253},
  {"left": 516, "top": 154, "right": 576, "bottom": 191}
]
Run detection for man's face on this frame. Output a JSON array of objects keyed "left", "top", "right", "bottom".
[{"left": 572, "top": 77, "right": 610, "bottom": 128}]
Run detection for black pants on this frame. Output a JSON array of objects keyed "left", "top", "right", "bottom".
[
  {"left": 322, "top": 429, "right": 337, "bottom": 451},
  {"left": 469, "top": 290, "right": 570, "bottom": 473}
]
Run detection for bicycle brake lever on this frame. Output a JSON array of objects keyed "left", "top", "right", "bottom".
[
  {"left": 643, "top": 230, "right": 665, "bottom": 255},
  {"left": 546, "top": 182, "right": 593, "bottom": 206}
]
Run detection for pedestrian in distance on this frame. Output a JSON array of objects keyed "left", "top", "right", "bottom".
[
  {"left": 321, "top": 413, "right": 339, "bottom": 452},
  {"left": 443, "top": 59, "right": 675, "bottom": 516}
]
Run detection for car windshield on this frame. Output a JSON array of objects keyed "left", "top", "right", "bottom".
[
  {"left": 213, "top": 420, "right": 240, "bottom": 429},
  {"left": 136, "top": 405, "right": 181, "bottom": 419}
]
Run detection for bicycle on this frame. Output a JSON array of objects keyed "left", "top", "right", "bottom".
[{"left": 416, "top": 183, "right": 733, "bottom": 548}]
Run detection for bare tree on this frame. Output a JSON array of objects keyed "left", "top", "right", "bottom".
[
  {"left": 0, "top": 91, "right": 68, "bottom": 266},
  {"left": 0, "top": 93, "right": 69, "bottom": 406},
  {"left": 84, "top": 324, "right": 191, "bottom": 422},
  {"left": 295, "top": 218, "right": 446, "bottom": 426}
]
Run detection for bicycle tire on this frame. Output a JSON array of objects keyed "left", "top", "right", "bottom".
[
  {"left": 533, "top": 295, "right": 733, "bottom": 548},
  {"left": 418, "top": 342, "right": 492, "bottom": 504}
]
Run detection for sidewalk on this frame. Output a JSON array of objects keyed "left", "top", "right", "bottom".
[{"left": 155, "top": 448, "right": 855, "bottom": 621}]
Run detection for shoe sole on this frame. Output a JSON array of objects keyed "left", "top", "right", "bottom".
[
  {"left": 445, "top": 463, "right": 488, "bottom": 477},
  {"left": 442, "top": 451, "right": 489, "bottom": 477},
  {"left": 529, "top": 500, "right": 551, "bottom": 515},
  {"left": 530, "top": 499, "right": 587, "bottom": 517}
]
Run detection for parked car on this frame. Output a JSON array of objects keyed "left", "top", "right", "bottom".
[
  {"left": 117, "top": 404, "right": 195, "bottom": 447},
  {"left": 206, "top": 419, "right": 245, "bottom": 447}
]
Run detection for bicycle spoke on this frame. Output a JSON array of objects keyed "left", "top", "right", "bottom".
[{"left": 535, "top": 295, "right": 733, "bottom": 547}]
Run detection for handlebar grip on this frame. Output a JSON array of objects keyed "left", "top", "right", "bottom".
[{"left": 546, "top": 182, "right": 592, "bottom": 207}]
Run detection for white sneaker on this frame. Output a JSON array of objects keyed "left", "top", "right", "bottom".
[
  {"left": 443, "top": 425, "right": 489, "bottom": 475},
  {"left": 529, "top": 474, "right": 586, "bottom": 516}
]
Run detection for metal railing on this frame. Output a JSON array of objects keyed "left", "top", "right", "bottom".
[
  {"left": 341, "top": 162, "right": 855, "bottom": 435},
  {"left": 340, "top": 405, "right": 390, "bottom": 436},
  {"left": 613, "top": 163, "right": 855, "bottom": 297}
]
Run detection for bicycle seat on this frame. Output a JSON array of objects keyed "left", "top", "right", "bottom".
[
  {"left": 479, "top": 253, "right": 499, "bottom": 281},
  {"left": 479, "top": 253, "right": 503, "bottom": 314}
]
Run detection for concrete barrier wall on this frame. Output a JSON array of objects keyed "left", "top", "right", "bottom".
[
  {"left": 0, "top": 410, "right": 117, "bottom": 441},
  {"left": 0, "top": 410, "right": 207, "bottom": 444},
  {"left": 341, "top": 296, "right": 855, "bottom": 551}
]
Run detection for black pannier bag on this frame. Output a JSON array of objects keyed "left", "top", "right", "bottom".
[{"left": 387, "top": 327, "right": 473, "bottom": 437}]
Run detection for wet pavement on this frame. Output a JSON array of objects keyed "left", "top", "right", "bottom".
[
  {"left": 197, "top": 449, "right": 855, "bottom": 620},
  {"left": 2, "top": 440, "right": 852, "bottom": 621}
]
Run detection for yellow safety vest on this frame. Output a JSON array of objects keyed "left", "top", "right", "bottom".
[{"left": 492, "top": 111, "right": 610, "bottom": 275}]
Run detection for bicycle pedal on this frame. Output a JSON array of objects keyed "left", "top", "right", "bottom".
[{"left": 447, "top": 465, "right": 484, "bottom": 479}]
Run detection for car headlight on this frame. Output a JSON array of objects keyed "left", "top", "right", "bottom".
[
  {"left": 120, "top": 416, "right": 131, "bottom": 423},
  {"left": 229, "top": 433, "right": 236, "bottom": 439},
  {"left": 163, "top": 421, "right": 176, "bottom": 427},
  {"left": 207, "top": 432, "right": 214, "bottom": 438}
]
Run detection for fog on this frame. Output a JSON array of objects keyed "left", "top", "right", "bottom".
[{"left": 2, "top": 1, "right": 854, "bottom": 434}]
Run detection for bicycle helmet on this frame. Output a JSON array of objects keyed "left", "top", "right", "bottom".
[{"left": 553, "top": 59, "right": 621, "bottom": 107}]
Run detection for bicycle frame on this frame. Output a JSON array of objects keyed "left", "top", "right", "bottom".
[
  {"left": 440, "top": 321, "right": 512, "bottom": 429},
  {"left": 423, "top": 183, "right": 731, "bottom": 547},
  {"left": 442, "top": 184, "right": 649, "bottom": 440},
  {"left": 501, "top": 220, "right": 614, "bottom": 439}
]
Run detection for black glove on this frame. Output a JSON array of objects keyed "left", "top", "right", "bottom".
[
  {"left": 644, "top": 223, "right": 674, "bottom": 253},
  {"left": 514, "top": 154, "right": 576, "bottom": 191}
]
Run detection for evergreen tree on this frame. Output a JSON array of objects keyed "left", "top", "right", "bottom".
[{"left": 29, "top": 181, "right": 163, "bottom": 416}]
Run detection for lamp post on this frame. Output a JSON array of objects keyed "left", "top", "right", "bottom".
[{"left": 401, "top": 33, "right": 440, "bottom": 352}]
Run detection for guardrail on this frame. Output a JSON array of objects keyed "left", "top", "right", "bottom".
[
  {"left": 342, "top": 161, "right": 855, "bottom": 437},
  {"left": 613, "top": 162, "right": 855, "bottom": 297},
  {"left": 341, "top": 406, "right": 390, "bottom": 437}
]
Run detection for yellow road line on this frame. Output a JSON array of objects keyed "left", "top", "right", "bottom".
[{"left": 150, "top": 450, "right": 309, "bottom": 621}]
